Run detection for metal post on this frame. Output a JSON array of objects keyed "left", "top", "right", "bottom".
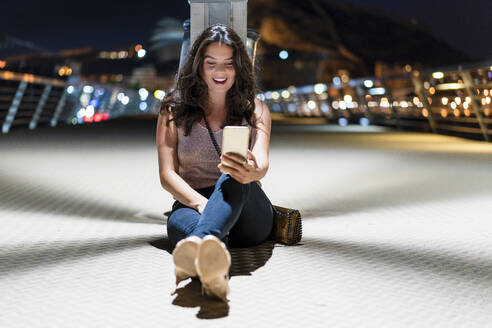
[
  {"left": 189, "top": 0, "right": 247, "bottom": 47},
  {"left": 355, "top": 84, "right": 374, "bottom": 124},
  {"left": 383, "top": 84, "right": 400, "bottom": 130},
  {"left": 50, "top": 89, "right": 68, "bottom": 127},
  {"left": 2, "top": 81, "right": 27, "bottom": 134},
  {"left": 461, "top": 70, "right": 489, "bottom": 142},
  {"left": 29, "top": 84, "right": 52, "bottom": 130},
  {"left": 412, "top": 75, "right": 438, "bottom": 134}
]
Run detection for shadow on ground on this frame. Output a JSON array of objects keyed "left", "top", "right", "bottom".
[{"left": 150, "top": 237, "right": 275, "bottom": 319}]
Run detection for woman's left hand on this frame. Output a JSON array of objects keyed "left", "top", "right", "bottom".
[{"left": 218, "top": 150, "right": 259, "bottom": 184}]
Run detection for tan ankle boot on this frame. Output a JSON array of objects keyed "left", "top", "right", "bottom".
[
  {"left": 195, "top": 235, "right": 231, "bottom": 302},
  {"left": 172, "top": 236, "right": 202, "bottom": 286}
]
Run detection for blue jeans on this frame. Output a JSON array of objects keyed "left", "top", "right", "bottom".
[{"left": 167, "top": 173, "right": 274, "bottom": 248}]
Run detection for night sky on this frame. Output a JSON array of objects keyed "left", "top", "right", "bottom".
[{"left": 1, "top": 0, "right": 491, "bottom": 60}]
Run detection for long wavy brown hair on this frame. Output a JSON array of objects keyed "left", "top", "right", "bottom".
[{"left": 159, "top": 24, "right": 258, "bottom": 136}]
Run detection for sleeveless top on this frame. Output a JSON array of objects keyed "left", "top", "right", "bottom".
[{"left": 177, "top": 118, "right": 257, "bottom": 189}]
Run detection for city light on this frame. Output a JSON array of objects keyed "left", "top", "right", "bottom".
[
  {"left": 281, "top": 90, "right": 290, "bottom": 99},
  {"left": 359, "top": 117, "right": 370, "bottom": 126},
  {"left": 117, "top": 92, "right": 125, "bottom": 101},
  {"left": 363, "top": 80, "right": 374, "bottom": 88},
  {"left": 85, "top": 105, "right": 95, "bottom": 118},
  {"left": 368, "top": 87, "right": 385, "bottom": 95},
  {"left": 288, "top": 103, "right": 296, "bottom": 112},
  {"left": 154, "top": 90, "right": 166, "bottom": 100},
  {"left": 432, "top": 72, "right": 444, "bottom": 79},
  {"left": 121, "top": 96, "right": 130, "bottom": 105},
  {"left": 67, "top": 86, "right": 74, "bottom": 94},
  {"left": 279, "top": 50, "right": 288, "bottom": 60},
  {"left": 271, "top": 91, "right": 280, "bottom": 100},
  {"left": 343, "top": 95, "right": 352, "bottom": 103},
  {"left": 338, "top": 117, "right": 348, "bottom": 126},
  {"left": 138, "top": 88, "right": 149, "bottom": 101},
  {"left": 58, "top": 66, "right": 72, "bottom": 76},
  {"left": 77, "top": 108, "right": 85, "bottom": 118},
  {"left": 83, "top": 85, "right": 94, "bottom": 93},
  {"left": 307, "top": 100, "right": 316, "bottom": 110},
  {"left": 0, "top": 60, "right": 6, "bottom": 69},
  {"left": 137, "top": 49, "right": 147, "bottom": 58},
  {"left": 332, "top": 77, "right": 341, "bottom": 86},
  {"left": 314, "top": 83, "right": 326, "bottom": 94},
  {"left": 441, "top": 97, "right": 449, "bottom": 105},
  {"left": 94, "top": 113, "right": 103, "bottom": 122},
  {"left": 139, "top": 102, "right": 148, "bottom": 111},
  {"left": 320, "top": 104, "right": 329, "bottom": 113},
  {"left": 436, "top": 83, "right": 465, "bottom": 90}
]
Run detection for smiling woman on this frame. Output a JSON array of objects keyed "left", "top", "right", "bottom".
[{"left": 156, "top": 24, "right": 273, "bottom": 303}]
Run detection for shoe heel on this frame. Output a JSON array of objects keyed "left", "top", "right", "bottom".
[
  {"left": 196, "top": 235, "right": 231, "bottom": 302},
  {"left": 172, "top": 236, "right": 202, "bottom": 286}
]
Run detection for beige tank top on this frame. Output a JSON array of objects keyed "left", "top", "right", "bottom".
[{"left": 177, "top": 119, "right": 257, "bottom": 189}]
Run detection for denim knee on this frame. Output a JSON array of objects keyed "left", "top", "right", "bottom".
[{"left": 215, "top": 173, "right": 250, "bottom": 203}]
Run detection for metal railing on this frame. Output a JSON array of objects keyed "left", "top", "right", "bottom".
[
  {"left": 260, "top": 60, "right": 492, "bottom": 142},
  {"left": 0, "top": 71, "right": 164, "bottom": 133},
  {"left": 2, "top": 55, "right": 492, "bottom": 143}
]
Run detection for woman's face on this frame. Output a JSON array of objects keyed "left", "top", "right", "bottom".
[{"left": 201, "top": 42, "right": 236, "bottom": 94}]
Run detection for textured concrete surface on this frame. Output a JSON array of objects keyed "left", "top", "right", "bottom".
[{"left": 1, "top": 120, "right": 492, "bottom": 327}]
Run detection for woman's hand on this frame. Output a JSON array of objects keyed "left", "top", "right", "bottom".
[{"left": 218, "top": 150, "right": 260, "bottom": 184}]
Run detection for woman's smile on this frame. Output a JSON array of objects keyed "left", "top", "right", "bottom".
[{"left": 213, "top": 77, "right": 227, "bottom": 85}]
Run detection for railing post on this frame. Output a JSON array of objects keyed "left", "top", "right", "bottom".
[
  {"left": 412, "top": 75, "right": 438, "bottom": 134},
  {"left": 29, "top": 84, "right": 52, "bottom": 130},
  {"left": 355, "top": 84, "right": 373, "bottom": 123},
  {"left": 384, "top": 85, "right": 400, "bottom": 130},
  {"left": 460, "top": 70, "right": 489, "bottom": 142},
  {"left": 50, "top": 89, "right": 68, "bottom": 127},
  {"left": 2, "top": 81, "right": 27, "bottom": 134}
]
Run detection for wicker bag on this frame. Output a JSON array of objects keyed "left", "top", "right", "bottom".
[{"left": 269, "top": 205, "right": 302, "bottom": 245}]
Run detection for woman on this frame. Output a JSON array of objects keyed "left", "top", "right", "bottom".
[{"left": 156, "top": 24, "right": 273, "bottom": 302}]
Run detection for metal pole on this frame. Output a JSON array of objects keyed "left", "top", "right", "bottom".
[
  {"left": 412, "top": 75, "right": 438, "bottom": 134},
  {"left": 2, "top": 81, "right": 27, "bottom": 134},
  {"left": 189, "top": 0, "right": 247, "bottom": 47},
  {"left": 50, "top": 89, "right": 68, "bottom": 127},
  {"left": 461, "top": 70, "right": 489, "bottom": 142},
  {"left": 29, "top": 84, "right": 52, "bottom": 130}
]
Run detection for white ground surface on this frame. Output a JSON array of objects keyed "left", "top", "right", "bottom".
[{"left": 1, "top": 120, "right": 492, "bottom": 327}]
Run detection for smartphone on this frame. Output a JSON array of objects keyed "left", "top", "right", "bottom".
[{"left": 221, "top": 126, "right": 250, "bottom": 160}]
